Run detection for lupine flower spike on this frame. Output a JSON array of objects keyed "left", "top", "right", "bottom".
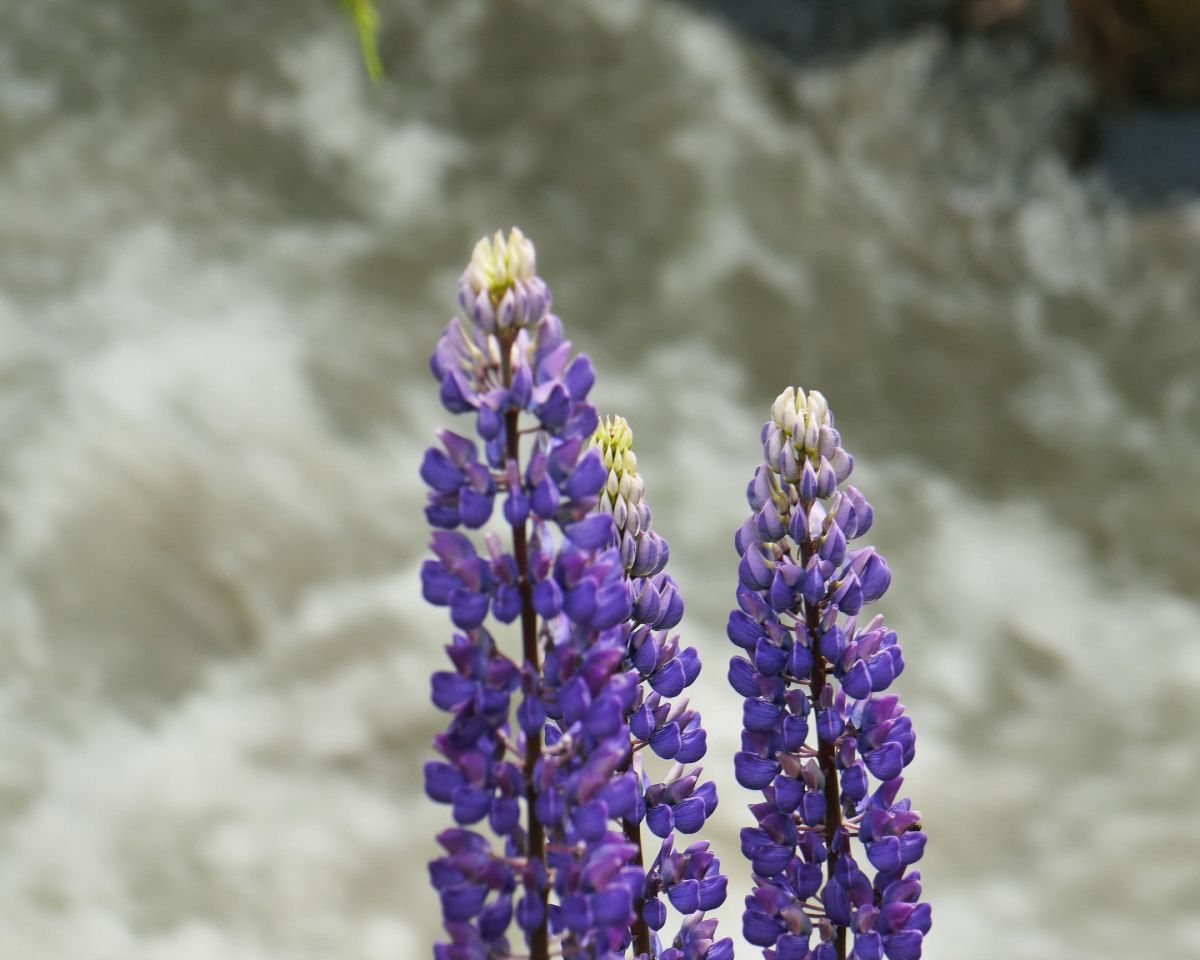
[
  {"left": 729, "top": 387, "right": 930, "bottom": 960},
  {"left": 591, "top": 416, "right": 732, "bottom": 960},
  {"left": 420, "top": 229, "right": 729, "bottom": 960}
]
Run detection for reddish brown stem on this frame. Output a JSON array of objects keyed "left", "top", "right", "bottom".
[
  {"left": 802, "top": 537, "right": 846, "bottom": 960},
  {"left": 502, "top": 337, "right": 549, "bottom": 960},
  {"left": 621, "top": 761, "right": 652, "bottom": 959}
]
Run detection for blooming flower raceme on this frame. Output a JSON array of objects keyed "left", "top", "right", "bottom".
[
  {"left": 590, "top": 416, "right": 731, "bottom": 960},
  {"left": 728, "top": 387, "right": 930, "bottom": 960},
  {"left": 420, "top": 229, "right": 728, "bottom": 960}
]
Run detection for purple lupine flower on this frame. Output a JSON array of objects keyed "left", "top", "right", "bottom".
[
  {"left": 422, "top": 230, "right": 728, "bottom": 960},
  {"left": 728, "top": 387, "right": 930, "bottom": 960},
  {"left": 589, "top": 416, "right": 731, "bottom": 960}
]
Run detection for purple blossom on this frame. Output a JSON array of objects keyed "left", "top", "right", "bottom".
[
  {"left": 589, "top": 414, "right": 731, "bottom": 960},
  {"left": 421, "top": 230, "right": 727, "bottom": 960},
  {"left": 728, "top": 387, "right": 930, "bottom": 960}
]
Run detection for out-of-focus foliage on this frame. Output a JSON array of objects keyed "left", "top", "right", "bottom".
[{"left": 341, "top": 0, "right": 383, "bottom": 82}]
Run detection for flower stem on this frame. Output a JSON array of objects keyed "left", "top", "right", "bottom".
[
  {"left": 502, "top": 339, "right": 549, "bottom": 960},
  {"left": 620, "top": 749, "right": 652, "bottom": 958},
  {"left": 802, "top": 539, "right": 846, "bottom": 960}
]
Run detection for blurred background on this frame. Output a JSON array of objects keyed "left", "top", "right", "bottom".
[{"left": 1, "top": 0, "right": 1198, "bottom": 958}]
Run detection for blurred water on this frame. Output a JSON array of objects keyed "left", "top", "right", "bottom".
[{"left": 1, "top": 1, "right": 1199, "bottom": 958}]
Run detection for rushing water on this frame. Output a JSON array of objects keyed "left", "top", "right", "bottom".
[{"left": 2, "top": 1, "right": 1199, "bottom": 958}]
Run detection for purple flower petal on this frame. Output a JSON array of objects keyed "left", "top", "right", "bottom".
[
  {"left": 421, "top": 448, "right": 463, "bottom": 493},
  {"left": 479, "top": 895, "right": 513, "bottom": 941},
  {"left": 752, "top": 842, "right": 793, "bottom": 877},
  {"left": 734, "top": 752, "right": 781, "bottom": 790},
  {"left": 853, "top": 932, "right": 883, "bottom": 960},
  {"left": 822, "top": 878, "right": 853, "bottom": 926},
  {"left": 667, "top": 878, "right": 700, "bottom": 914},
  {"left": 431, "top": 672, "right": 476, "bottom": 710},
  {"left": 841, "top": 763, "right": 868, "bottom": 802},
  {"left": 439, "top": 371, "right": 473, "bottom": 414},
  {"left": 503, "top": 488, "right": 529, "bottom": 526},
  {"left": 593, "top": 582, "right": 632, "bottom": 628},
  {"left": 650, "top": 721, "right": 682, "bottom": 759},
  {"left": 564, "top": 514, "right": 614, "bottom": 550},
  {"left": 708, "top": 939, "right": 735, "bottom": 960},
  {"left": 800, "top": 790, "right": 827, "bottom": 827},
  {"left": 441, "top": 884, "right": 487, "bottom": 921},
  {"left": 773, "top": 775, "right": 803, "bottom": 813},
  {"left": 424, "top": 762, "right": 465, "bottom": 803},
  {"left": 817, "top": 707, "right": 846, "bottom": 744},
  {"left": 672, "top": 796, "right": 708, "bottom": 834},
  {"left": 476, "top": 403, "right": 502, "bottom": 441},
  {"left": 420, "top": 561, "right": 460, "bottom": 605},
  {"left": 531, "top": 475, "right": 560, "bottom": 520},
  {"left": 743, "top": 910, "right": 786, "bottom": 948},
  {"left": 572, "top": 800, "right": 609, "bottom": 842},
  {"left": 489, "top": 796, "right": 520, "bottom": 836},
  {"left": 843, "top": 659, "right": 872, "bottom": 700},
  {"left": 458, "top": 488, "right": 493, "bottom": 529},
  {"left": 535, "top": 383, "right": 571, "bottom": 431},
  {"left": 882, "top": 931, "right": 923, "bottom": 960},
  {"left": 777, "top": 934, "right": 812, "bottom": 960},
  {"left": 727, "top": 611, "right": 762, "bottom": 650},
  {"left": 788, "top": 641, "right": 813, "bottom": 680},
  {"left": 516, "top": 894, "right": 545, "bottom": 932},
  {"left": 643, "top": 896, "right": 667, "bottom": 931},
  {"left": 679, "top": 646, "right": 702, "bottom": 686},
  {"left": 782, "top": 713, "right": 809, "bottom": 751},
  {"left": 858, "top": 550, "right": 891, "bottom": 603},
  {"left": 739, "top": 548, "right": 772, "bottom": 591},
  {"left": 564, "top": 579, "right": 597, "bottom": 624},
  {"left": 591, "top": 886, "right": 632, "bottom": 928},
  {"left": 451, "top": 786, "right": 491, "bottom": 825},
  {"left": 646, "top": 802, "right": 673, "bottom": 838},
  {"left": 801, "top": 561, "right": 826, "bottom": 606},
  {"left": 728, "top": 656, "right": 760, "bottom": 697},
  {"left": 564, "top": 448, "right": 606, "bottom": 500},
  {"left": 657, "top": 582, "right": 684, "bottom": 628},
  {"left": 448, "top": 588, "right": 489, "bottom": 630},
  {"left": 648, "top": 659, "right": 687, "bottom": 697},
  {"left": 564, "top": 355, "right": 595, "bottom": 400},
  {"left": 753, "top": 638, "right": 789, "bottom": 677},
  {"left": 743, "top": 698, "right": 782, "bottom": 733},
  {"left": 675, "top": 728, "right": 707, "bottom": 764},
  {"left": 899, "top": 832, "right": 927, "bottom": 866},
  {"left": 865, "top": 742, "right": 904, "bottom": 781},
  {"left": 534, "top": 788, "right": 564, "bottom": 825},
  {"left": 698, "top": 875, "right": 727, "bottom": 910},
  {"left": 492, "top": 584, "right": 521, "bottom": 624},
  {"left": 532, "top": 577, "right": 562, "bottom": 617}
]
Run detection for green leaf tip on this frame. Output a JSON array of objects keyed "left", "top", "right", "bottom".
[{"left": 341, "top": 0, "right": 383, "bottom": 83}]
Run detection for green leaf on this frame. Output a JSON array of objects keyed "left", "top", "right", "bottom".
[{"left": 340, "top": 0, "right": 383, "bottom": 83}]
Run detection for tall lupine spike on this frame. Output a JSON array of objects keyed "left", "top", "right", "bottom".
[
  {"left": 590, "top": 416, "right": 731, "bottom": 960},
  {"left": 423, "top": 230, "right": 726, "bottom": 960},
  {"left": 729, "top": 387, "right": 930, "bottom": 960}
]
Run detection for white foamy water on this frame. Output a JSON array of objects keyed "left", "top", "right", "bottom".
[{"left": 1, "top": 0, "right": 1198, "bottom": 958}]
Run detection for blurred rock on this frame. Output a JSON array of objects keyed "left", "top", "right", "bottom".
[
  {"left": 1066, "top": 0, "right": 1200, "bottom": 106},
  {"left": 672, "top": 0, "right": 958, "bottom": 63},
  {"left": 675, "top": 0, "right": 1200, "bottom": 107},
  {"left": 671, "top": 0, "right": 1200, "bottom": 200}
]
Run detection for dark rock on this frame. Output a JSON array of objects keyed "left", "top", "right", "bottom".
[{"left": 670, "top": 0, "right": 959, "bottom": 64}]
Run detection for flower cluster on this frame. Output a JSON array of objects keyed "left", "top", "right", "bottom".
[
  {"left": 729, "top": 387, "right": 930, "bottom": 960},
  {"left": 420, "top": 233, "right": 931, "bottom": 960},
  {"left": 590, "top": 415, "right": 731, "bottom": 960},
  {"left": 420, "top": 230, "right": 729, "bottom": 960}
]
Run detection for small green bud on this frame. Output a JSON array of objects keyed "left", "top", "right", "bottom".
[{"left": 591, "top": 415, "right": 648, "bottom": 538}]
